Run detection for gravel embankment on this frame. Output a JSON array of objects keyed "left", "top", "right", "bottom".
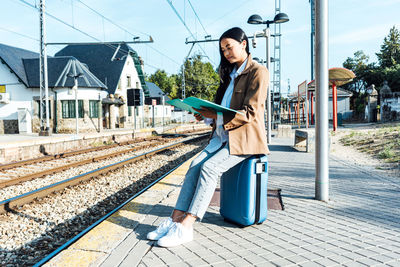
[{"left": 0, "top": 140, "right": 206, "bottom": 266}]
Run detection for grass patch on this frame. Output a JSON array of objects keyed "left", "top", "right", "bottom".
[{"left": 378, "top": 145, "right": 396, "bottom": 159}]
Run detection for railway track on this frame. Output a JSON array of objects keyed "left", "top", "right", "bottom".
[
  {"left": 0, "top": 134, "right": 207, "bottom": 266},
  {"left": 0, "top": 136, "right": 161, "bottom": 172},
  {"left": 0, "top": 137, "right": 177, "bottom": 189},
  {"left": 0, "top": 134, "right": 207, "bottom": 214}
]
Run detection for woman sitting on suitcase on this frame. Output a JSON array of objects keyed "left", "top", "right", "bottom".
[{"left": 147, "top": 27, "right": 270, "bottom": 247}]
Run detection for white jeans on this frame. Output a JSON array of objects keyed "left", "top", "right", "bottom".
[{"left": 174, "top": 143, "right": 249, "bottom": 220}]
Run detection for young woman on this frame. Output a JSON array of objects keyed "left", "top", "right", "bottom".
[{"left": 147, "top": 27, "right": 270, "bottom": 247}]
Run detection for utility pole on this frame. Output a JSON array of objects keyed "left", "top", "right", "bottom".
[
  {"left": 310, "top": 0, "right": 316, "bottom": 80},
  {"left": 39, "top": 0, "right": 50, "bottom": 136},
  {"left": 315, "top": 0, "right": 329, "bottom": 201},
  {"left": 273, "top": 0, "right": 283, "bottom": 124},
  {"left": 182, "top": 43, "right": 195, "bottom": 99}
]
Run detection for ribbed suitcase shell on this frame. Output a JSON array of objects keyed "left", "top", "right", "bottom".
[{"left": 220, "top": 155, "right": 268, "bottom": 226}]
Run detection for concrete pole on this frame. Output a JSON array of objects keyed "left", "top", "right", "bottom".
[
  {"left": 74, "top": 78, "right": 79, "bottom": 135},
  {"left": 332, "top": 81, "right": 338, "bottom": 131},
  {"left": 306, "top": 82, "right": 309, "bottom": 128},
  {"left": 265, "top": 27, "right": 272, "bottom": 143},
  {"left": 315, "top": 0, "right": 329, "bottom": 201}
]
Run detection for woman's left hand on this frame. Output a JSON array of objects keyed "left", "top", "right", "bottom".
[{"left": 193, "top": 107, "right": 217, "bottom": 120}]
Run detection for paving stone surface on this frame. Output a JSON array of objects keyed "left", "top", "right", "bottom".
[
  {"left": 121, "top": 137, "right": 400, "bottom": 266},
  {"left": 52, "top": 136, "right": 400, "bottom": 266}
]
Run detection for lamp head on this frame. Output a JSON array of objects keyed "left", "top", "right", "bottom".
[
  {"left": 247, "top": 14, "right": 263, "bottom": 24},
  {"left": 274, "top": 13, "right": 289, "bottom": 24}
]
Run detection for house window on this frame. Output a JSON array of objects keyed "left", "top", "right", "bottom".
[
  {"left": 127, "top": 75, "right": 132, "bottom": 88},
  {"left": 89, "top": 100, "right": 99, "bottom": 118},
  {"left": 62, "top": 100, "right": 83, "bottom": 118},
  {"left": 136, "top": 81, "right": 140, "bottom": 88},
  {"left": 128, "top": 106, "right": 132, "bottom": 116},
  {"left": 36, "top": 100, "right": 51, "bottom": 119}
]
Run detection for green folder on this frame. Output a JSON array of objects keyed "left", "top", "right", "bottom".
[{"left": 167, "top": 97, "right": 244, "bottom": 115}]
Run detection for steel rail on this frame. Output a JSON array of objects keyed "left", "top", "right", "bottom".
[
  {"left": 0, "top": 137, "right": 162, "bottom": 171},
  {"left": 0, "top": 138, "right": 175, "bottom": 189},
  {"left": 0, "top": 134, "right": 207, "bottom": 214}
]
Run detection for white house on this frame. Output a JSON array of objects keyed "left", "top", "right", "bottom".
[
  {"left": 0, "top": 43, "right": 107, "bottom": 134},
  {"left": 55, "top": 43, "right": 154, "bottom": 129}
]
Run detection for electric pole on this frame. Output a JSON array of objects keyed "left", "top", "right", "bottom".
[{"left": 39, "top": 0, "right": 50, "bottom": 136}]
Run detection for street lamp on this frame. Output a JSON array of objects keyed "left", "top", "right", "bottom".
[
  {"left": 248, "top": 12, "right": 289, "bottom": 143},
  {"left": 67, "top": 72, "right": 83, "bottom": 135}
]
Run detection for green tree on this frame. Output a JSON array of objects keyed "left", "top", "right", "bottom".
[
  {"left": 181, "top": 54, "right": 219, "bottom": 101},
  {"left": 376, "top": 26, "right": 400, "bottom": 68},
  {"left": 343, "top": 50, "right": 370, "bottom": 93},
  {"left": 148, "top": 70, "right": 179, "bottom": 98}
]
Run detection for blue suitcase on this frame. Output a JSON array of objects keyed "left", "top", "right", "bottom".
[{"left": 220, "top": 155, "right": 268, "bottom": 227}]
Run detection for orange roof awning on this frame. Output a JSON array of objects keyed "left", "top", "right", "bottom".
[{"left": 307, "top": 67, "right": 356, "bottom": 90}]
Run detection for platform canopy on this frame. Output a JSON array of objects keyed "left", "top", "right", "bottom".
[{"left": 307, "top": 67, "right": 356, "bottom": 90}]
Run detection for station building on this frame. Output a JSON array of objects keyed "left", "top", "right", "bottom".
[
  {"left": 0, "top": 43, "right": 107, "bottom": 134},
  {"left": 0, "top": 43, "right": 172, "bottom": 134}
]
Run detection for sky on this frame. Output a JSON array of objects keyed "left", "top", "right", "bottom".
[{"left": 1, "top": 0, "right": 399, "bottom": 95}]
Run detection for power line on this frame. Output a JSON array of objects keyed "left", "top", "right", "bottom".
[
  {"left": 75, "top": 0, "right": 151, "bottom": 38},
  {"left": 15, "top": 0, "right": 181, "bottom": 69},
  {"left": 186, "top": 0, "right": 219, "bottom": 57},
  {"left": 0, "top": 26, "right": 39, "bottom": 41},
  {"left": 187, "top": 0, "right": 208, "bottom": 35},
  {"left": 72, "top": 0, "right": 181, "bottom": 67},
  {"left": 165, "top": 0, "right": 216, "bottom": 66},
  {"left": 17, "top": 0, "right": 102, "bottom": 42}
]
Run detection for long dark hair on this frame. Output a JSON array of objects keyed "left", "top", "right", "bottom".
[{"left": 214, "top": 27, "right": 250, "bottom": 104}]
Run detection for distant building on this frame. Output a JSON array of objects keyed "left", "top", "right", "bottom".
[
  {"left": 0, "top": 43, "right": 107, "bottom": 134},
  {"left": 145, "top": 81, "right": 172, "bottom": 125},
  {"left": 287, "top": 87, "right": 353, "bottom": 123},
  {"left": 55, "top": 43, "right": 150, "bottom": 129},
  {"left": 380, "top": 81, "right": 400, "bottom": 122}
]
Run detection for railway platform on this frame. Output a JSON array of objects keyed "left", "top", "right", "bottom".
[{"left": 45, "top": 136, "right": 400, "bottom": 267}]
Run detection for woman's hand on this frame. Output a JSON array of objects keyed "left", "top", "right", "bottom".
[
  {"left": 193, "top": 107, "right": 217, "bottom": 120},
  {"left": 193, "top": 112, "right": 203, "bottom": 121}
]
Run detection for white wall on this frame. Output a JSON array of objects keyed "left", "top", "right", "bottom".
[
  {"left": 55, "top": 87, "right": 107, "bottom": 100},
  {"left": 0, "top": 62, "right": 35, "bottom": 120},
  {"left": 115, "top": 56, "right": 141, "bottom": 99}
]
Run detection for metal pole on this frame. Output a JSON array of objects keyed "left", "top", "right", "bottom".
[
  {"left": 162, "top": 95, "right": 165, "bottom": 131},
  {"left": 182, "top": 64, "right": 186, "bottom": 99},
  {"left": 265, "top": 27, "right": 272, "bottom": 143},
  {"left": 315, "top": 0, "right": 329, "bottom": 201},
  {"left": 74, "top": 78, "right": 79, "bottom": 135},
  {"left": 39, "top": 0, "right": 45, "bottom": 134},
  {"left": 39, "top": 0, "right": 50, "bottom": 135},
  {"left": 306, "top": 81, "right": 309, "bottom": 128}
]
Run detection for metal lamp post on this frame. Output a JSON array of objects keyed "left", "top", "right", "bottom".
[
  {"left": 67, "top": 73, "right": 83, "bottom": 136},
  {"left": 248, "top": 12, "right": 289, "bottom": 144}
]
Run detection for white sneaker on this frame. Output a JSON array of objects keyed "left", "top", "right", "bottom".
[
  {"left": 157, "top": 223, "right": 193, "bottom": 247},
  {"left": 147, "top": 217, "right": 174, "bottom": 241}
]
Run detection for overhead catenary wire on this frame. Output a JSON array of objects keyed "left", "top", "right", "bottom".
[
  {"left": 68, "top": 0, "right": 181, "bottom": 67},
  {"left": 0, "top": 26, "right": 39, "bottom": 41},
  {"left": 14, "top": 0, "right": 181, "bottom": 68},
  {"left": 75, "top": 0, "right": 151, "bottom": 38},
  {"left": 186, "top": 0, "right": 219, "bottom": 56},
  {"left": 165, "top": 0, "right": 216, "bottom": 66}
]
